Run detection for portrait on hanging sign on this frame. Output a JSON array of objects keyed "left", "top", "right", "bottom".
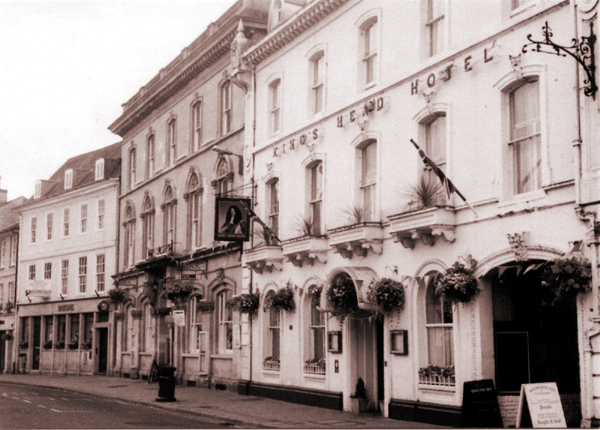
[{"left": 214, "top": 197, "right": 251, "bottom": 242}]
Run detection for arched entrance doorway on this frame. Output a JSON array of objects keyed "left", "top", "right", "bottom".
[{"left": 483, "top": 259, "right": 581, "bottom": 427}]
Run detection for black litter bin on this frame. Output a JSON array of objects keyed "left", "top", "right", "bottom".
[{"left": 155, "top": 366, "right": 176, "bottom": 402}]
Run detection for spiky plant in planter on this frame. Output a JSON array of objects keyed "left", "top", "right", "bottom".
[
  {"left": 404, "top": 175, "right": 445, "bottom": 211},
  {"left": 342, "top": 204, "right": 366, "bottom": 225}
]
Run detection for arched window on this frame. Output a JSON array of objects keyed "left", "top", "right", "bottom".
[
  {"left": 216, "top": 288, "right": 233, "bottom": 353},
  {"left": 263, "top": 290, "right": 281, "bottom": 372},
  {"left": 142, "top": 196, "right": 155, "bottom": 259},
  {"left": 142, "top": 302, "right": 155, "bottom": 353},
  {"left": 215, "top": 157, "right": 232, "bottom": 196},
  {"left": 308, "top": 161, "right": 323, "bottom": 235},
  {"left": 359, "top": 140, "right": 377, "bottom": 222},
  {"left": 163, "top": 186, "right": 177, "bottom": 250},
  {"left": 124, "top": 205, "right": 136, "bottom": 268},
  {"left": 509, "top": 79, "right": 541, "bottom": 195},
  {"left": 420, "top": 273, "right": 454, "bottom": 387},
  {"left": 186, "top": 173, "right": 202, "bottom": 249},
  {"left": 303, "top": 287, "right": 325, "bottom": 375}
]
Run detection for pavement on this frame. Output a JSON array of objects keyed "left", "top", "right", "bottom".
[{"left": 0, "top": 373, "right": 448, "bottom": 429}]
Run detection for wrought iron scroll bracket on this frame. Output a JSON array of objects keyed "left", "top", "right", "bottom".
[{"left": 522, "top": 21, "right": 596, "bottom": 99}]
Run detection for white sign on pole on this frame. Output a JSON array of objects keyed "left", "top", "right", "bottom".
[
  {"left": 172, "top": 310, "right": 185, "bottom": 327},
  {"left": 516, "top": 382, "right": 567, "bottom": 428}
]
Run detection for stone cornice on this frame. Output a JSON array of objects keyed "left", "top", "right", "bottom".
[{"left": 243, "top": 0, "right": 351, "bottom": 66}]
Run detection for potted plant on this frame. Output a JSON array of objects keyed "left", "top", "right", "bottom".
[
  {"left": 435, "top": 256, "right": 479, "bottom": 304},
  {"left": 350, "top": 378, "right": 369, "bottom": 413},
  {"left": 43, "top": 340, "right": 53, "bottom": 350},
  {"left": 327, "top": 273, "right": 359, "bottom": 321},
  {"left": 541, "top": 254, "right": 592, "bottom": 307},
  {"left": 403, "top": 175, "right": 445, "bottom": 211},
  {"left": 367, "top": 278, "right": 405, "bottom": 313},
  {"left": 238, "top": 292, "right": 260, "bottom": 314},
  {"left": 267, "top": 285, "right": 295, "bottom": 312}
]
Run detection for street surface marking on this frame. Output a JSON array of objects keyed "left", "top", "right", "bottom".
[
  {"left": 23, "top": 400, "right": 32, "bottom": 403},
  {"left": 11, "top": 396, "right": 19, "bottom": 400},
  {"left": 38, "top": 405, "right": 46, "bottom": 408},
  {"left": 50, "top": 409, "right": 62, "bottom": 413},
  {"left": 47, "top": 397, "right": 56, "bottom": 400}
]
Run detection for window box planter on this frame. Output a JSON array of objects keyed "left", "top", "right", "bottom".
[
  {"left": 245, "top": 245, "right": 283, "bottom": 274},
  {"left": 282, "top": 236, "right": 329, "bottom": 267},
  {"left": 263, "top": 357, "right": 280, "bottom": 372},
  {"left": 388, "top": 206, "right": 456, "bottom": 249},
  {"left": 303, "top": 359, "right": 326, "bottom": 376},
  {"left": 328, "top": 223, "right": 383, "bottom": 259}
]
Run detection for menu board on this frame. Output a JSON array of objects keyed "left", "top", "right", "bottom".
[
  {"left": 516, "top": 382, "right": 566, "bottom": 428},
  {"left": 462, "top": 379, "right": 503, "bottom": 428}
]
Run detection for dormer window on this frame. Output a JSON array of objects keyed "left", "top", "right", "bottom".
[
  {"left": 95, "top": 159, "right": 105, "bottom": 180},
  {"left": 35, "top": 181, "right": 41, "bottom": 199},
  {"left": 65, "top": 169, "right": 73, "bottom": 189}
]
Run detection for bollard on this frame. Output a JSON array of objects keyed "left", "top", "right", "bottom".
[{"left": 155, "top": 366, "right": 177, "bottom": 402}]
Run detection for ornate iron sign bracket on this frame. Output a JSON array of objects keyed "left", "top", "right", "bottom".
[{"left": 522, "top": 21, "right": 597, "bottom": 99}]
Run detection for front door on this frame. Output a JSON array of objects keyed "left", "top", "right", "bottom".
[
  {"left": 96, "top": 327, "right": 108, "bottom": 374},
  {"left": 350, "top": 316, "right": 377, "bottom": 411},
  {"left": 32, "top": 317, "right": 41, "bottom": 370}
]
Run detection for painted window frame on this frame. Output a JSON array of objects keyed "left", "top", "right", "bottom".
[
  {"left": 78, "top": 256, "right": 87, "bottom": 293},
  {"left": 61, "top": 259, "right": 69, "bottom": 295},
  {"left": 269, "top": 78, "right": 282, "bottom": 137},
  {"left": 96, "top": 254, "right": 105, "bottom": 292},
  {"left": 63, "top": 208, "right": 70, "bottom": 237},
  {"left": 309, "top": 51, "right": 325, "bottom": 116}
]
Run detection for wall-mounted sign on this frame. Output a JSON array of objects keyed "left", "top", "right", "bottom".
[
  {"left": 97, "top": 300, "right": 110, "bottom": 313},
  {"left": 336, "top": 96, "right": 385, "bottom": 128},
  {"left": 272, "top": 128, "right": 320, "bottom": 157},
  {"left": 172, "top": 310, "right": 185, "bottom": 327},
  {"left": 214, "top": 197, "right": 251, "bottom": 242},
  {"left": 25, "top": 289, "right": 52, "bottom": 298},
  {"left": 58, "top": 304, "right": 75, "bottom": 313},
  {"left": 410, "top": 45, "right": 495, "bottom": 95}
]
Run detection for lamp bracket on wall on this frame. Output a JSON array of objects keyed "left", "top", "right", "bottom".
[{"left": 522, "top": 21, "right": 597, "bottom": 99}]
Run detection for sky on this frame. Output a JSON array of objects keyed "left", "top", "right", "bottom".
[{"left": 0, "top": 0, "right": 234, "bottom": 201}]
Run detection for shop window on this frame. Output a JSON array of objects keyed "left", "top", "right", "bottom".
[
  {"left": 70, "top": 314, "right": 80, "bottom": 347},
  {"left": 216, "top": 289, "right": 232, "bottom": 354},
  {"left": 83, "top": 313, "right": 93, "bottom": 348},
  {"left": 45, "top": 316, "right": 53, "bottom": 345},
  {"left": 57, "top": 315, "right": 66, "bottom": 348},
  {"left": 21, "top": 317, "right": 30, "bottom": 344},
  {"left": 509, "top": 79, "right": 541, "bottom": 195}
]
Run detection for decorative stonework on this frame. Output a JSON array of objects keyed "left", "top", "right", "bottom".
[
  {"left": 388, "top": 207, "right": 456, "bottom": 249},
  {"left": 245, "top": 246, "right": 283, "bottom": 274},
  {"left": 282, "top": 237, "right": 329, "bottom": 267},
  {"left": 328, "top": 223, "right": 383, "bottom": 259},
  {"left": 507, "top": 231, "right": 528, "bottom": 261}
]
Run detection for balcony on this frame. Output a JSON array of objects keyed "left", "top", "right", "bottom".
[
  {"left": 135, "top": 242, "right": 175, "bottom": 271},
  {"left": 244, "top": 245, "right": 283, "bottom": 274},
  {"left": 281, "top": 236, "right": 329, "bottom": 267},
  {"left": 328, "top": 222, "right": 383, "bottom": 259},
  {"left": 388, "top": 206, "right": 456, "bottom": 249}
]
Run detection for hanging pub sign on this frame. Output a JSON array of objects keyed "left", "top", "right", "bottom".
[{"left": 214, "top": 197, "right": 251, "bottom": 242}]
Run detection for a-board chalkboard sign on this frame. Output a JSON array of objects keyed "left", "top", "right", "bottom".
[
  {"left": 462, "top": 379, "right": 503, "bottom": 428},
  {"left": 516, "top": 382, "right": 566, "bottom": 428}
]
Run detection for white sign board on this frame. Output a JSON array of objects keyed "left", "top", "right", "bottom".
[
  {"left": 172, "top": 310, "right": 186, "bottom": 327},
  {"left": 516, "top": 382, "right": 566, "bottom": 428}
]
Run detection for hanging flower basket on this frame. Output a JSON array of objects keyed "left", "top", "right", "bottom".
[
  {"left": 238, "top": 293, "right": 260, "bottom": 314},
  {"left": 435, "top": 257, "right": 480, "bottom": 304},
  {"left": 327, "top": 273, "right": 359, "bottom": 321},
  {"left": 108, "top": 288, "right": 128, "bottom": 305},
  {"left": 367, "top": 278, "right": 405, "bottom": 313},
  {"left": 541, "top": 254, "right": 592, "bottom": 307},
  {"left": 267, "top": 286, "right": 296, "bottom": 312},
  {"left": 418, "top": 364, "right": 454, "bottom": 378},
  {"left": 306, "top": 284, "right": 323, "bottom": 308}
]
